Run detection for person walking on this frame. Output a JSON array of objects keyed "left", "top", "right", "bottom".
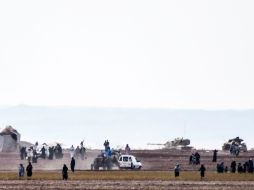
[
  {"left": 62, "top": 164, "right": 69, "bottom": 180},
  {"left": 26, "top": 162, "right": 33, "bottom": 178},
  {"left": 70, "top": 157, "right": 76, "bottom": 172},
  {"left": 199, "top": 164, "right": 206, "bottom": 180}
]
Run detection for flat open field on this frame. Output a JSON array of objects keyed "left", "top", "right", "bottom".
[
  {"left": 1, "top": 150, "right": 254, "bottom": 189},
  {"left": 1, "top": 149, "right": 254, "bottom": 171},
  {"left": 1, "top": 171, "right": 254, "bottom": 189}
]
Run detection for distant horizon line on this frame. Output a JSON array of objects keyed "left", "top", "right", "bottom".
[{"left": 0, "top": 104, "right": 254, "bottom": 111}]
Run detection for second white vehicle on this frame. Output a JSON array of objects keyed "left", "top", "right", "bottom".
[{"left": 118, "top": 155, "right": 142, "bottom": 170}]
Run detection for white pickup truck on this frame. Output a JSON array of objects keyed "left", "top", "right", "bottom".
[{"left": 118, "top": 155, "right": 142, "bottom": 170}]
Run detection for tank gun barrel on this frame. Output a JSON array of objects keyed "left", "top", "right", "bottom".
[{"left": 147, "top": 143, "right": 165, "bottom": 146}]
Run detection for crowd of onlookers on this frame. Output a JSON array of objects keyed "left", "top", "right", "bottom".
[
  {"left": 17, "top": 146, "right": 254, "bottom": 181},
  {"left": 217, "top": 159, "right": 254, "bottom": 173},
  {"left": 174, "top": 150, "right": 254, "bottom": 180}
]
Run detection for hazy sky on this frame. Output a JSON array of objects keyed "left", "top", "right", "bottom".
[{"left": 0, "top": 1, "right": 254, "bottom": 109}]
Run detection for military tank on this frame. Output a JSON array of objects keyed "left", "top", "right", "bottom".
[
  {"left": 148, "top": 137, "right": 193, "bottom": 150},
  {"left": 222, "top": 137, "right": 247, "bottom": 156}
]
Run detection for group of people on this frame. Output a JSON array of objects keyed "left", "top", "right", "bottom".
[
  {"left": 18, "top": 162, "right": 33, "bottom": 178},
  {"left": 174, "top": 163, "right": 206, "bottom": 180},
  {"left": 217, "top": 159, "right": 254, "bottom": 173},
  {"left": 20, "top": 146, "right": 39, "bottom": 163},
  {"left": 189, "top": 152, "right": 200, "bottom": 165},
  {"left": 69, "top": 141, "right": 86, "bottom": 160},
  {"left": 20, "top": 143, "right": 64, "bottom": 162},
  {"left": 62, "top": 157, "right": 77, "bottom": 180}
]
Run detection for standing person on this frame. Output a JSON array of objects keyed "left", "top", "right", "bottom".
[
  {"left": 243, "top": 161, "right": 248, "bottom": 173},
  {"left": 195, "top": 152, "right": 200, "bottom": 165},
  {"left": 26, "top": 162, "right": 33, "bottom": 178},
  {"left": 248, "top": 159, "right": 254, "bottom": 173},
  {"left": 231, "top": 160, "right": 236, "bottom": 173},
  {"left": 237, "top": 163, "right": 243, "bottom": 173},
  {"left": 199, "top": 164, "right": 206, "bottom": 180},
  {"left": 41, "top": 146, "right": 46, "bottom": 159},
  {"left": 70, "top": 157, "right": 75, "bottom": 172},
  {"left": 174, "top": 164, "right": 180, "bottom": 178},
  {"left": 18, "top": 164, "right": 25, "bottom": 178},
  {"left": 212, "top": 149, "right": 218, "bottom": 162},
  {"left": 48, "top": 147, "right": 54, "bottom": 160},
  {"left": 62, "top": 164, "right": 68, "bottom": 180},
  {"left": 224, "top": 166, "right": 228, "bottom": 173},
  {"left": 125, "top": 144, "right": 131, "bottom": 154}
]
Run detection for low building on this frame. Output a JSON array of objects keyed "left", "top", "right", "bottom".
[{"left": 0, "top": 126, "right": 20, "bottom": 152}]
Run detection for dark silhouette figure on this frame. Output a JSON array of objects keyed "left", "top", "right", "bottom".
[
  {"left": 212, "top": 149, "right": 218, "bottom": 162},
  {"left": 104, "top": 140, "right": 110, "bottom": 151},
  {"left": 231, "top": 161, "right": 236, "bottom": 173},
  {"left": 189, "top": 154, "right": 193, "bottom": 165},
  {"left": 243, "top": 161, "right": 248, "bottom": 173},
  {"left": 70, "top": 157, "right": 75, "bottom": 172},
  {"left": 199, "top": 164, "right": 206, "bottom": 180},
  {"left": 62, "top": 164, "right": 68, "bottom": 180},
  {"left": 41, "top": 146, "right": 46, "bottom": 159},
  {"left": 248, "top": 159, "right": 254, "bottom": 173},
  {"left": 26, "top": 162, "right": 33, "bottom": 178},
  {"left": 224, "top": 166, "right": 228, "bottom": 173},
  {"left": 48, "top": 147, "right": 54, "bottom": 160},
  {"left": 32, "top": 149, "right": 38, "bottom": 163},
  {"left": 174, "top": 164, "right": 180, "bottom": 178},
  {"left": 55, "top": 144, "right": 63, "bottom": 159},
  {"left": 237, "top": 163, "right": 243, "bottom": 173},
  {"left": 20, "top": 147, "right": 26, "bottom": 160},
  {"left": 195, "top": 152, "right": 200, "bottom": 165},
  {"left": 217, "top": 162, "right": 224, "bottom": 173}
]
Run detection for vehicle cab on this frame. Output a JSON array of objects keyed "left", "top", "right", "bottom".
[{"left": 118, "top": 155, "right": 142, "bottom": 169}]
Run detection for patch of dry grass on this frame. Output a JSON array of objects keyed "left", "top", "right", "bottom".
[{"left": 0, "top": 171, "right": 254, "bottom": 181}]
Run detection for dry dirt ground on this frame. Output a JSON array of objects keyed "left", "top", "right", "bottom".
[
  {"left": 0, "top": 149, "right": 254, "bottom": 171},
  {"left": 1, "top": 150, "right": 254, "bottom": 189},
  {"left": 0, "top": 180, "right": 254, "bottom": 190}
]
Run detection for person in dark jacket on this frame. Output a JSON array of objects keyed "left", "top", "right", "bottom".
[
  {"left": 195, "top": 152, "right": 200, "bottom": 165},
  {"left": 174, "top": 164, "right": 180, "bottom": 178},
  {"left": 70, "top": 157, "right": 75, "bottom": 172},
  {"left": 199, "top": 164, "right": 206, "bottom": 180},
  {"left": 26, "top": 162, "right": 33, "bottom": 178},
  {"left": 248, "top": 159, "right": 254, "bottom": 173},
  {"left": 48, "top": 147, "right": 54, "bottom": 160},
  {"left": 62, "top": 164, "right": 68, "bottom": 180},
  {"left": 237, "top": 163, "right": 243, "bottom": 173},
  {"left": 212, "top": 149, "right": 218, "bottom": 162},
  {"left": 224, "top": 166, "right": 228, "bottom": 173},
  {"left": 243, "top": 161, "right": 248, "bottom": 173},
  {"left": 231, "top": 161, "right": 236, "bottom": 173},
  {"left": 41, "top": 146, "right": 46, "bottom": 159}
]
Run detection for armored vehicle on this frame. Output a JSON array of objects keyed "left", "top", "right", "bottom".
[
  {"left": 148, "top": 137, "right": 192, "bottom": 150},
  {"left": 222, "top": 137, "right": 247, "bottom": 156}
]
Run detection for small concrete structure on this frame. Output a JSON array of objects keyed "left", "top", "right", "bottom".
[{"left": 0, "top": 126, "right": 20, "bottom": 152}]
